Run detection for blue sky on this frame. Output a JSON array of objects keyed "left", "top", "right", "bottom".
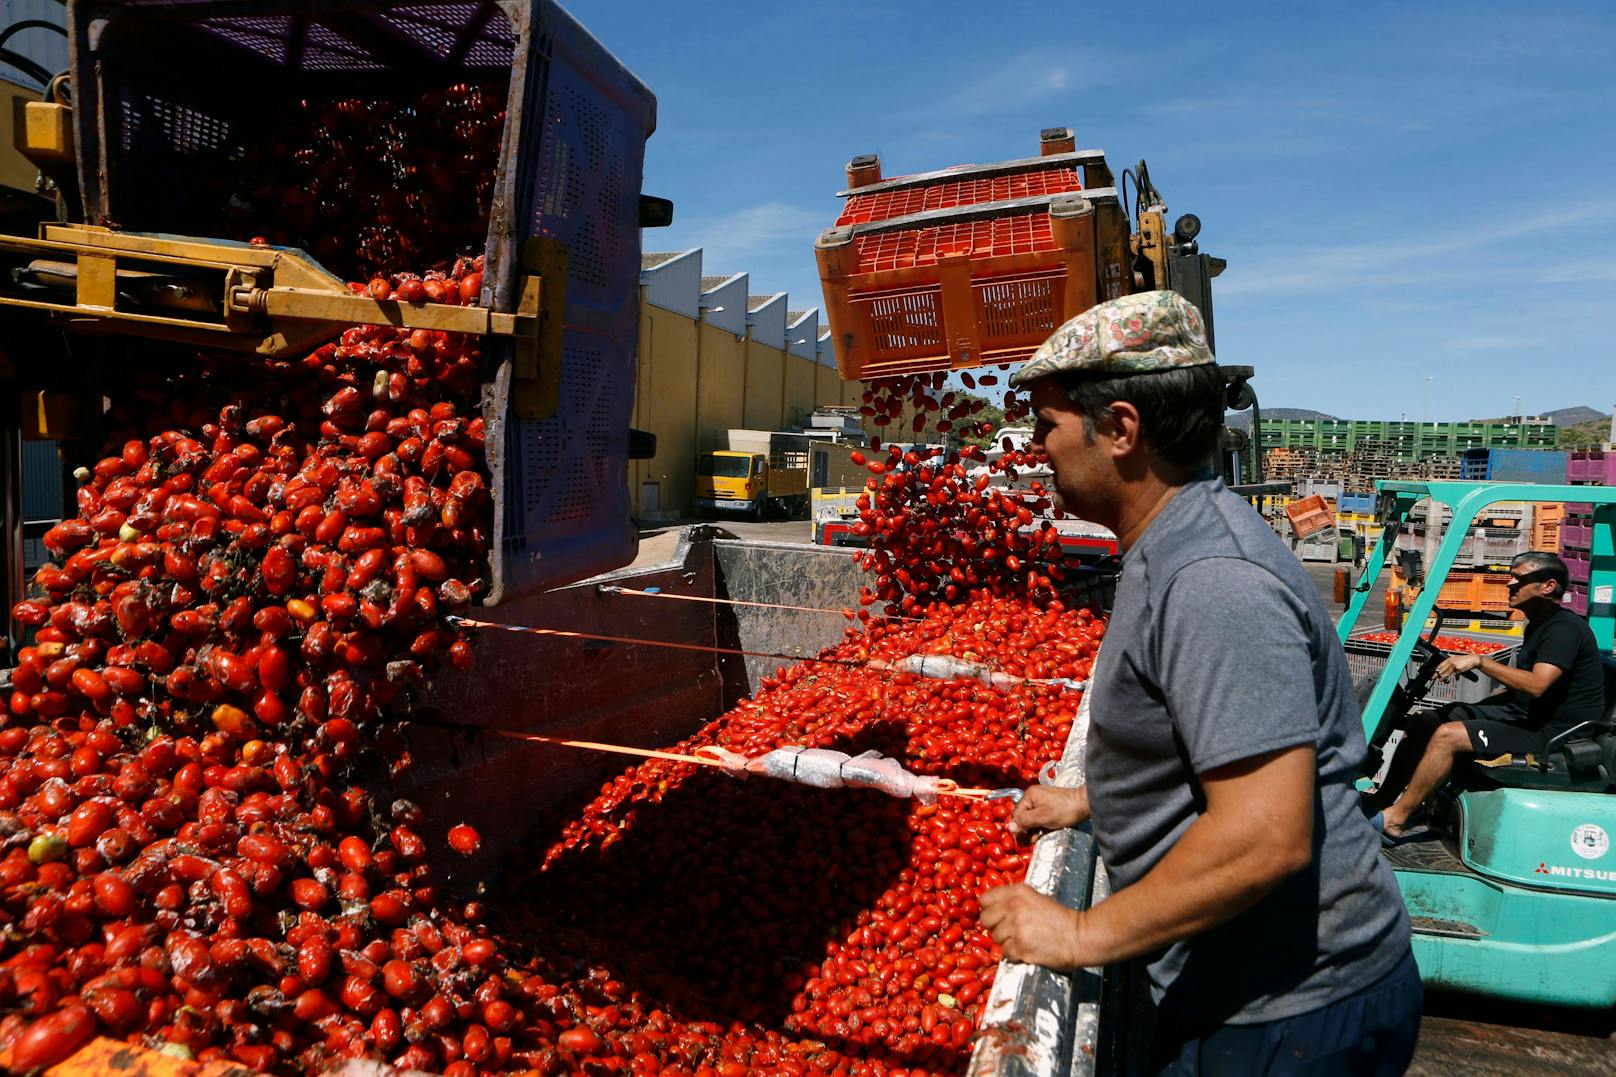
[{"left": 570, "top": 1, "right": 1616, "bottom": 421}]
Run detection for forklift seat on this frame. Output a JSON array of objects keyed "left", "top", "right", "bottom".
[{"left": 1466, "top": 657, "right": 1616, "bottom": 793}]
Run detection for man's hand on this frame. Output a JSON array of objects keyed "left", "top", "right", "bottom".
[
  {"left": 1436, "top": 652, "right": 1484, "bottom": 681},
  {"left": 1008, "top": 785, "right": 1090, "bottom": 838},
  {"left": 978, "top": 884, "right": 1086, "bottom": 970}
]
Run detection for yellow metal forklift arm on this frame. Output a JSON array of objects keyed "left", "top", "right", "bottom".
[
  {"left": 0, "top": 224, "right": 535, "bottom": 352},
  {"left": 0, "top": 224, "right": 561, "bottom": 419}
]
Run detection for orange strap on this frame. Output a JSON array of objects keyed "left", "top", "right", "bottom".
[
  {"left": 449, "top": 616, "right": 871, "bottom": 668},
  {"left": 603, "top": 585, "right": 921, "bottom": 620},
  {"left": 482, "top": 728, "right": 988, "bottom": 799}
]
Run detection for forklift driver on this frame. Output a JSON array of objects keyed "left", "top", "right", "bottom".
[{"left": 1374, "top": 551, "right": 1605, "bottom": 838}]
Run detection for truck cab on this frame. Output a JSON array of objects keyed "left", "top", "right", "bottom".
[{"left": 695, "top": 451, "right": 765, "bottom": 516}]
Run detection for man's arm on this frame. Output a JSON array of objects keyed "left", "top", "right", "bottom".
[
  {"left": 1438, "top": 653, "right": 1564, "bottom": 698},
  {"left": 982, "top": 556, "right": 1323, "bottom": 970},
  {"left": 981, "top": 745, "right": 1314, "bottom": 969}
]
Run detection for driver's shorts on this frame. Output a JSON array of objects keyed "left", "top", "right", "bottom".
[{"left": 1450, "top": 702, "right": 1545, "bottom": 758}]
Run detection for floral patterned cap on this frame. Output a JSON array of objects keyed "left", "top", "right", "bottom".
[{"left": 1008, "top": 290, "right": 1215, "bottom": 389}]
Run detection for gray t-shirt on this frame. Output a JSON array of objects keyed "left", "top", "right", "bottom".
[{"left": 1086, "top": 476, "right": 1409, "bottom": 1025}]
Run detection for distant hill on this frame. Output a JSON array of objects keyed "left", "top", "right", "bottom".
[
  {"left": 1545, "top": 406, "right": 1604, "bottom": 427},
  {"left": 1226, "top": 407, "right": 1337, "bottom": 430},
  {"left": 1469, "top": 406, "right": 1606, "bottom": 426},
  {"left": 1228, "top": 405, "right": 1606, "bottom": 430}
]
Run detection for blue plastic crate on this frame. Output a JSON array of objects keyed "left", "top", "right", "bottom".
[
  {"left": 1338, "top": 493, "right": 1376, "bottom": 513},
  {"left": 1461, "top": 448, "right": 1569, "bottom": 483}
]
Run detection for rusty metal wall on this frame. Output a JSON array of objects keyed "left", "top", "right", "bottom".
[
  {"left": 395, "top": 528, "right": 723, "bottom": 889},
  {"left": 711, "top": 538, "right": 865, "bottom": 703},
  {"left": 392, "top": 530, "right": 867, "bottom": 889}
]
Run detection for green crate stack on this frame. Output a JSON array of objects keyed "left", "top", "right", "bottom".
[{"left": 1255, "top": 417, "right": 1557, "bottom": 460}]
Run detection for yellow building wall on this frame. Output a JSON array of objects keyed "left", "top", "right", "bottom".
[
  {"left": 743, "top": 340, "right": 785, "bottom": 431},
  {"left": 630, "top": 298, "right": 700, "bottom": 517},
  {"left": 695, "top": 322, "right": 746, "bottom": 452},
  {"left": 814, "top": 363, "right": 841, "bottom": 414},
  {"left": 840, "top": 376, "right": 865, "bottom": 410},
  {"left": 784, "top": 353, "right": 817, "bottom": 429}
]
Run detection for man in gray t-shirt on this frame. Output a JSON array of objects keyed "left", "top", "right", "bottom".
[{"left": 977, "top": 292, "right": 1418, "bottom": 1075}]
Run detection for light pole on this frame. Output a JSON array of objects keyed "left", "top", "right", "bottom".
[
  {"left": 1423, "top": 377, "right": 1435, "bottom": 427},
  {"left": 1513, "top": 394, "right": 1521, "bottom": 421}
]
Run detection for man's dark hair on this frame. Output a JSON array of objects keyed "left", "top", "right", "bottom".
[
  {"left": 1052, "top": 364, "right": 1227, "bottom": 470},
  {"left": 1511, "top": 550, "right": 1568, "bottom": 597}
]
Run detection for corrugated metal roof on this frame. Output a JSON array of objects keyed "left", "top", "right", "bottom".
[
  {"left": 747, "top": 295, "right": 776, "bottom": 311},
  {"left": 641, "top": 252, "right": 682, "bottom": 270},
  {"left": 700, "top": 274, "right": 734, "bottom": 292},
  {"left": 787, "top": 310, "right": 809, "bottom": 321}
]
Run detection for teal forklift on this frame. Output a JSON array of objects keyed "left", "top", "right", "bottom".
[{"left": 1341, "top": 480, "right": 1616, "bottom": 1009}]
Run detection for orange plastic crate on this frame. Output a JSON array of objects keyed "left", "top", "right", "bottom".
[
  {"left": 838, "top": 169, "right": 1084, "bottom": 229},
  {"left": 1436, "top": 571, "right": 1515, "bottom": 614},
  {"left": 1532, "top": 520, "right": 1561, "bottom": 553},
  {"left": 1285, "top": 494, "right": 1335, "bottom": 540},
  {"left": 816, "top": 130, "right": 1130, "bottom": 382},
  {"left": 1534, "top": 502, "right": 1566, "bottom": 525}
]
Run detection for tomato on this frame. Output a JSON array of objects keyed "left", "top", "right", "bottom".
[
  {"left": 11, "top": 1005, "right": 95, "bottom": 1070},
  {"left": 447, "top": 824, "right": 481, "bottom": 856},
  {"left": 558, "top": 1026, "right": 603, "bottom": 1054}
]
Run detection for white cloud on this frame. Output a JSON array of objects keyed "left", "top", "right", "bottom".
[
  {"left": 1534, "top": 263, "right": 1616, "bottom": 286},
  {"left": 1445, "top": 336, "right": 1540, "bottom": 351},
  {"left": 1218, "top": 198, "right": 1616, "bottom": 297},
  {"left": 931, "top": 47, "right": 1115, "bottom": 118},
  {"left": 660, "top": 200, "right": 825, "bottom": 267}
]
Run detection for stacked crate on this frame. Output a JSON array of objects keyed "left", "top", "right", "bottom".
[
  {"left": 1531, "top": 501, "right": 1564, "bottom": 554},
  {"left": 1561, "top": 451, "right": 1616, "bottom": 616}
]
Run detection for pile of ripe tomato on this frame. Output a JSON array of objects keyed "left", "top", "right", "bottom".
[
  {"left": 512, "top": 596, "right": 1097, "bottom": 1076},
  {"left": 203, "top": 83, "right": 507, "bottom": 282},
  {"left": 1353, "top": 632, "right": 1506, "bottom": 655},
  {"left": 0, "top": 311, "right": 1100, "bottom": 1075},
  {"left": 0, "top": 84, "right": 1106, "bottom": 1077}
]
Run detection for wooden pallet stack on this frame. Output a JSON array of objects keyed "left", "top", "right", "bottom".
[
  {"left": 1264, "top": 445, "right": 1467, "bottom": 491},
  {"left": 1345, "top": 439, "right": 1400, "bottom": 482},
  {"left": 1263, "top": 447, "right": 1319, "bottom": 481}
]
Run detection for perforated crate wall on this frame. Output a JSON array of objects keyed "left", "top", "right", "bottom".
[
  {"left": 70, "top": 0, "right": 656, "bottom": 602},
  {"left": 1344, "top": 636, "right": 1518, "bottom": 707}
]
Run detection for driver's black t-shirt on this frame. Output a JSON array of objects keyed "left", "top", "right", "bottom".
[{"left": 1515, "top": 606, "right": 1605, "bottom": 737}]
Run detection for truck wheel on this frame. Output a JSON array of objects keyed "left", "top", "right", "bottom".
[{"left": 752, "top": 502, "right": 765, "bottom": 523}]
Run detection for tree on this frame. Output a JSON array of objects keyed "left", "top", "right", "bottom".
[{"left": 1559, "top": 419, "right": 1609, "bottom": 449}]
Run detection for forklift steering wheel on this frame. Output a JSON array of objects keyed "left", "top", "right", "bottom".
[{"left": 1411, "top": 636, "right": 1479, "bottom": 682}]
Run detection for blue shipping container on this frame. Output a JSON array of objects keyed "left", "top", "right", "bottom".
[{"left": 1461, "top": 448, "right": 1568, "bottom": 483}]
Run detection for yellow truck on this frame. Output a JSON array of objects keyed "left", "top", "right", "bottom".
[{"left": 694, "top": 432, "right": 810, "bottom": 520}]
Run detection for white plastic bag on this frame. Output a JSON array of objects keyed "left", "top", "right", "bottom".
[
  {"left": 839, "top": 750, "right": 913, "bottom": 797},
  {"left": 839, "top": 750, "right": 943, "bottom": 804},
  {"left": 745, "top": 746, "right": 852, "bottom": 787},
  {"left": 792, "top": 748, "right": 851, "bottom": 788},
  {"left": 694, "top": 746, "right": 751, "bottom": 777}
]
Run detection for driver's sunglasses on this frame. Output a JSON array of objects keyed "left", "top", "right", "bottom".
[{"left": 1506, "top": 568, "right": 1556, "bottom": 590}]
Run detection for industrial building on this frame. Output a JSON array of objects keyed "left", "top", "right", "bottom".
[{"left": 632, "top": 249, "right": 862, "bottom": 518}]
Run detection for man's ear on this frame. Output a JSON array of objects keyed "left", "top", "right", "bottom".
[{"left": 1107, "top": 401, "right": 1144, "bottom": 457}]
